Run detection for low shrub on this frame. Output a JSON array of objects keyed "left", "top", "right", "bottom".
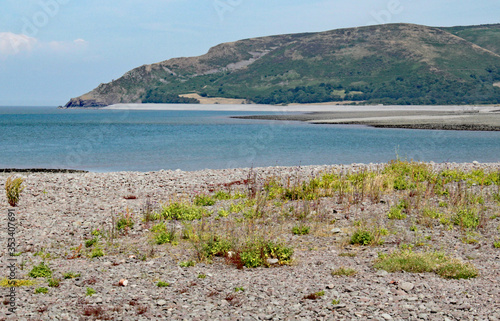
[
  {"left": 292, "top": 225, "right": 310, "bottom": 235},
  {"left": 161, "top": 202, "right": 206, "bottom": 221},
  {"left": 35, "top": 287, "right": 48, "bottom": 294},
  {"left": 453, "top": 208, "right": 480, "bottom": 229},
  {"left": 28, "top": 262, "right": 52, "bottom": 278},
  {"left": 350, "top": 229, "right": 374, "bottom": 246},
  {"left": 193, "top": 194, "right": 215, "bottom": 206}
]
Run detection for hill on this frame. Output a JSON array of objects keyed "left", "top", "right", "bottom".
[{"left": 64, "top": 23, "right": 500, "bottom": 107}]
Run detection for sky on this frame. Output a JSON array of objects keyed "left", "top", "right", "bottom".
[{"left": 0, "top": 0, "right": 499, "bottom": 106}]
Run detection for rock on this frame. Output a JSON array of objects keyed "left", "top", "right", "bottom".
[
  {"left": 267, "top": 258, "right": 279, "bottom": 265},
  {"left": 472, "top": 161, "right": 479, "bottom": 165},
  {"left": 157, "top": 299, "right": 167, "bottom": 306},
  {"left": 326, "top": 284, "right": 335, "bottom": 289},
  {"left": 381, "top": 313, "right": 393, "bottom": 320},
  {"left": 399, "top": 281, "right": 414, "bottom": 292},
  {"left": 331, "top": 304, "right": 346, "bottom": 309},
  {"left": 331, "top": 228, "right": 342, "bottom": 234},
  {"left": 119, "top": 279, "right": 128, "bottom": 287},
  {"left": 376, "top": 270, "right": 389, "bottom": 276}
]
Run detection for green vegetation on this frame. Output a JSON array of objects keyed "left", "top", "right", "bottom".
[
  {"left": 292, "top": 225, "right": 310, "bottom": 235},
  {"left": 116, "top": 209, "right": 135, "bottom": 231},
  {"left": 47, "top": 278, "right": 60, "bottom": 288},
  {"left": 63, "top": 272, "right": 81, "bottom": 279},
  {"left": 350, "top": 229, "right": 374, "bottom": 246},
  {"left": 453, "top": 208, "right": 480, "bottom": 229},
  {"left": 86, "top": 287, "right": 96, "bottom": 296},
  {"left": 387, "top": 201, "right": 408, "bottom": 220},
  {"left": 85, "top": 237, "right": 98, "bottom": 248},
  {"left": 0, "top": 279, "right": 35, "bottom": 287},
  {"left": 331, "top": 267, "right": 357, "bottom": 276},
  {"left": 35, "top": 287, "right": 48, "bottom": 294},
  {"left": 5, "top": 175, "right": 25, "bottom": 207},
  {"left": 179, "top": 260, "right": 196, "bottom": 267},
  {"left": 160, "top": 202, "right": 207, "bottom": 221},
  {"left": 142, "top": 91, "right": 200, "bottom": 104},
  {"left": 90, "top": 247, "right": 104, "bottom": 258},
  {"left": 28, "top": 262, "right": 52, "bottom": 278},
  {"left": 151, "top": 222, "right": 177, "bottom": 245},
  {"left": 193, "top": 194, "right": 216, "bottom": 206},
  {"left": 375, "top": 250, "right": 478, "bottom": 279},
  {"left": 156, "top": 281, "right": 170, "bottom": 287}
]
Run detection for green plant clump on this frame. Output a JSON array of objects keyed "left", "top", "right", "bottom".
[
  {"left": 156, "top": 281, "right": 170, "bottom": 287},
  {"left": 179, "top": 260, "right": 196, "bottom": 267},
  {"left": 161, "top": 202, "right": 207, "bottom": 221},
  {"left": 202, "top": 236, "right": 232, "bottom": 258},
  {"left": 350, "top": 229, "right": 374, "bottom": 246},
  {"left": 453, "top": 208, "right": 480, "bottom": 229},
  {"left": 47, "top": 278, "right": 60, "bottom": 288},
  {"left": 63, "top": 272, "right": 81, "bottom": 279},
  {"left": 116, "top": 211, "right": 135, "bottom": 231},
  {"left": 85, "top": 237, "right": 98, "bottom": 248},
  {"left": 5, "top": 176, "right": 25, "bottom": 207},
  {"left": 292, "top": 225, "right": 311, "bottom": 235},
  {"left": 28, "top": 262, "right": 52, "bottom": 278},
  {"left": 35, "top": 287, "right": 48, "bottom": 294},
  {"left": 374, "top": 249, "right": 478, "bottom": 279},
  {"left": 240, "top": 240, "right": 294, "bottom": 268},
  {"left": 86, "top": 287, "right": 96, "bottom": 296},
  {"left": 331, "top": 267, "right": 357, "bottom": 276},
  {"left": 193, "top": 194, "right": 215, "bottom": 206},
  {"left": 90, "top": 247, "right": 104, "bottom": 258}
]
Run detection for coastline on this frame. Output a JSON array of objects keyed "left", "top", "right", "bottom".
[{"left": 1, "top": 161, "right": 500, "bottom": 319}]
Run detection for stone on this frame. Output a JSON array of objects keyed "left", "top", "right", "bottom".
[
  {"left": 331, "top": 228, "right": 342, "bottom": 234},
  {"left": 157, "top": 299, "right": 167, "bottom": 306},
  {"left": 119, "top": 279, "right": 128, "bottom": 287},
  {"left": 399, "top": 281, "right": 414, "bottom": 292},
  {"left": 267, "top": 258, "right": 279, "bottom": 265},
  {"left": 376, "top": 270, "right": 389, "bottom": 276},
  {"left": 381, "top": 313, "right": 393, "bottom": 320}
]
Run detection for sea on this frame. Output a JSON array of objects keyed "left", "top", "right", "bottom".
[{"left": 0, "top": 106, "right": 499, "bottom": 172}]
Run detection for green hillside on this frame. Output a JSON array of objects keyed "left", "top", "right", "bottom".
[
  {"left": 442, "top": 24, "right": 500, "bottom": 55},
  {"left": 65, "top": 23, "right": 500, "bottom": 107}
]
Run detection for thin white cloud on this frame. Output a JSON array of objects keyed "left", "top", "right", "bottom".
[
  {"left": 0, "top": 32, "right": 37, "bottom": 57},
  {"left": 47, "top": 38, "right": 89, "bottom": 53},
  {"left": 0, "top": 32, "right": 88, "bottom": 58}
]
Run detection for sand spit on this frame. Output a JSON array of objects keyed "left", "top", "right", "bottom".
[
  {"left": 232, "top": 106, "right": 500, "bottom": 131},
  {"left": 0, "top": 162, "right": 499, "bottom": 320}
]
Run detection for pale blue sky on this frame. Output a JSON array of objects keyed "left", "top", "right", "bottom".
[{"left": 0, "top": 0, "right": 499, "bottom": 106}]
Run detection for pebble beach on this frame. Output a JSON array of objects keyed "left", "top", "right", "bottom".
[{"left": 1, "top": 162, "right": 500, "bottom": 320}]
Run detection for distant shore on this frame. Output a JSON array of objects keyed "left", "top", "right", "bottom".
[{"left": 103, "top": 104, "right": 500, "bottom": 131}]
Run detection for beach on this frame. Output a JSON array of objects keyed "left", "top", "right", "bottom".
[
  {"left": 103, "top": 104, "right": 500, "bottom": 131},
  {"left": 1, "top": 161, "right": 499, "bottom": 320}
]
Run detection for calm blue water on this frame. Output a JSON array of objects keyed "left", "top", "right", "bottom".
[{"left": 0, "top": 106, "right": 499, "bottom": 172}]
